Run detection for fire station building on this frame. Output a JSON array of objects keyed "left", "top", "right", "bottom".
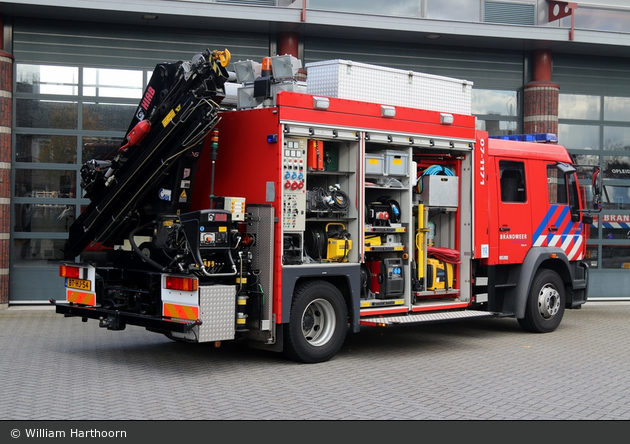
[{"left": 0, "top": 0, "right": 629, "bottom": 304}]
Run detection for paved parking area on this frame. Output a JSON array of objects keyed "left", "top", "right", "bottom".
[{"left": 1, "top": 302, "right": 629, "bottom": 420}]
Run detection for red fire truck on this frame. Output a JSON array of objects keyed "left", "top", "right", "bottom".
[{"left": 53, "top": 50, "right": 599, "bottom": 363}]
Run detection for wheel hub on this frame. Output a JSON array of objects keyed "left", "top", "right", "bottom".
[
  {"left": 301, "top": 298, "right": 336, "bottom": 347},
  {"left": 537, "top": 284, "right": 560, "bottom": 319}
]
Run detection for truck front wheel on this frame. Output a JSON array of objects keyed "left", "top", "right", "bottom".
[
  {"left": 518, "top": 269, "right": 565, "bottom": 333},
  {"left": 283, "top": 280, "right": 348, "bottom": 363}
]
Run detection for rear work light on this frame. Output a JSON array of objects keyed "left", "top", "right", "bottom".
[
  {"left": 165, "top": 276, "right": 199, "bottom": 292},
  {"left": 59, "top": 265, "right": 81, "bottom": 279}
]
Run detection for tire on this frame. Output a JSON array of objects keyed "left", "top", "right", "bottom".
[
  {"left": 518, "top": 269, "right": 565, "bottom": 333},
  {"left": 283, "top": 280, "right": 348, "bottom": 363}
]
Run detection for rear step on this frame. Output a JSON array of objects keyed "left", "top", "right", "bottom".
[{"left": 360, "top": 310, "right": 502, "bottom": 326}]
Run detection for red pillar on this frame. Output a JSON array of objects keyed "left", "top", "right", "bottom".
[
  {"left": 278, "top": 32, "right": 299, "bottom": 58},
  {"left": 523, "top": 49, "right": 559, "bottom": 135},
  {"left": 278, "top": 31, "right": 305, "bottom": 81},
  {"left": 0, "top": 13, "right": 12, "bottom": 305}
]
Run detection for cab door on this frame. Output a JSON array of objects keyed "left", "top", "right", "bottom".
[
  {"left": 496, "top": 159, "right": 531, "bottom": 264},
  {"left": 531, "top": 164, "right": 585, "bottom": 261}
]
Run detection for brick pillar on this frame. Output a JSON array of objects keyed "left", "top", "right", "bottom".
[
  {"left": 0, "top": 49, "right": 12, "bottom": 305},
  {"left": 523, "top": 49, "right": 559, "bottom": 135}
]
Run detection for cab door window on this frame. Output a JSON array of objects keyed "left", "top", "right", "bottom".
[
  {"left": 547, "top": 164, "right": 568, "bottom": 204},
  {"left": 500, "top": 161, "right": 526, "bottom": 203}
]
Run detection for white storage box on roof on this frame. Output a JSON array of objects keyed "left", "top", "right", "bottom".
[{"left": 305, "top": 60, "right": 473, "bottom": 115}]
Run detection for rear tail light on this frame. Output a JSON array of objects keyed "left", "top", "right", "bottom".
[
  {"left": 165, "top": 276, "right": 198, "bottom": 292},
  {"left": 59, "top": 265, "right": 81, "bottom": 279}
]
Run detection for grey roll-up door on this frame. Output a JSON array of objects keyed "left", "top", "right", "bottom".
[
  {"left": 304, "top": 36, "right": 524, "bottom": 90},
  {"left": 552, "top": 53, "right": 630, "bottom": 96},
  {"left": 12, "top": 17, "right": 270, "bottom": 70}
]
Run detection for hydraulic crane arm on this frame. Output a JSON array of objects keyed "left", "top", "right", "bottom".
[{"left": 64, "top": 49, "right": 231, "bottom": 260}]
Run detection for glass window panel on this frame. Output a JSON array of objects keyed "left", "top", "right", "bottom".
[
  {"left": 82, "top": 103, "right": 136, "bottom": 131},
  {"left": 83, "top": 68, "right": 144, "bottom": 99},
  {"left": 604, "top": 127, "right": 630, "bottom": 151},
  {"left": 427, "top": 0, "right": 481, "bottom": 21},
  {"left": 15, "top": 134, "right": 77, "bottom": 164},
  {"left": 476, "top": 119, "right": 518, "bottom": 137},
  {"left": 584, "top": 216, "right": 598, "bottom": 240},
  {"left": 603, "top": 156, "right": 630, "bottom": 180},
  {"left": 601, "top": 245, "right": 630, "bottom": 269},
  {"left": 600, "top": 214, "right": 630, "bottom": 242},
  {"left": 15, "top": 64, "right": 79, "bottom": 95},
  {"left": 14, "top": 169, "right": 76, "bottom": 198},
  {"left": 82, "top": 136, "right": 123, "bottom": 161},
  {"left": 472, "top": 89, "right": 517, "bottom": 116},
  {"left": 14, "top": 203, "right": 75, "bottom": 233},
  {"left": 604, "top": 97, "right": 630, "bottom": 122},
  {"left": 308, "top": 0, "right": 421, "bottom": 17},
  {"left": 15, "top": 99, "right": 78, "bottom": 129},
  {"left": 601, "top": 184, "right": 630, "bottom": 210},
  {"left": 13, "top": 238, "right": 67, "bottom": 266},
  {"left": 572, "top": 154, "right": 600, "bottom": 207},
  {"left": 558, "top": 94, "right": 600, "bottom": 120},
  {"left": 558, "top": 124, "right": 599, "bottom": 150},
  {"left": 565, "top": 8, "right": 630, "bottom": 33}
]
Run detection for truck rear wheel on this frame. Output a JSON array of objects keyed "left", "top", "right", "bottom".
[
  {"left": 283, "top": 280, "right": 348, "bottom": 363},
  {"left": 518, "top": 269, "right": 565, "bottom": 333}
]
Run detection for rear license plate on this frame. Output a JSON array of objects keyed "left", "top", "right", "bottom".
[{"left": 66, "top": 278, "right": 91, "bottom": 291}]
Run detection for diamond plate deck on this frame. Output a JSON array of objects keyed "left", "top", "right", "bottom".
[{"left": 360, "top": 310, "right": 498, "bottom": 326}]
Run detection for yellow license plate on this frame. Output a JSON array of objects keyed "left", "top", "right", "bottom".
[
  {"left": 623, "top": 263, "right": 630, "bottom": 269},
  {"left": 67, "top": 278, "right": 91, "bottom": 291}
]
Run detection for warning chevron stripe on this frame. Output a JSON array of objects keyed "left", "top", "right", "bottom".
[
  {"left": 163, "top": 303, "right": 199, "bottom": 321},
  {"left": 66, "top": 289, "right": 96, "bottom": 306}
]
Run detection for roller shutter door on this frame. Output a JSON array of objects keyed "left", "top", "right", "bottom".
[
  {"left": 552, "top": 53, "right": 630, "bottom": 96},
  {"left": 304, "top": 36, "right": 524, "bottom": 90}
]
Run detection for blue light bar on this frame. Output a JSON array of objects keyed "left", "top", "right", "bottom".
[{"left": 489, "top": 133, "right": 558, "bottom": 143}]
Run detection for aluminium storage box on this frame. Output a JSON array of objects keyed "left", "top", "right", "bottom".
[
  {"left": 306, "top": 60, "right": 473, "bottom": 115},
  {"left": 419, "top": 175, "right": 459, "bottom": 208}
]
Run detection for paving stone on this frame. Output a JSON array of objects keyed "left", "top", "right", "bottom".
[{"left": 1, "top": 303, "right": 629, "bottom": 420}]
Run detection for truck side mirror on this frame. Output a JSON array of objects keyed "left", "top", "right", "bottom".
[
  {"left": 571, "top": 210, "right": 580, "bottom": 223},
  {"left": 592, "top": 193, "right": 602, "bottom": 211},
  {"left": 582, "top": 214, "right": 593, "bottom": 225}
]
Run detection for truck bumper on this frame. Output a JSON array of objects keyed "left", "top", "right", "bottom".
[{"left": 50, "top": 300, "right": 199, "bottom": 333}]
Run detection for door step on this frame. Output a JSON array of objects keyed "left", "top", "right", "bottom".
[{"left": 360, "top": 310, "right": 499, "bottom": 326}]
